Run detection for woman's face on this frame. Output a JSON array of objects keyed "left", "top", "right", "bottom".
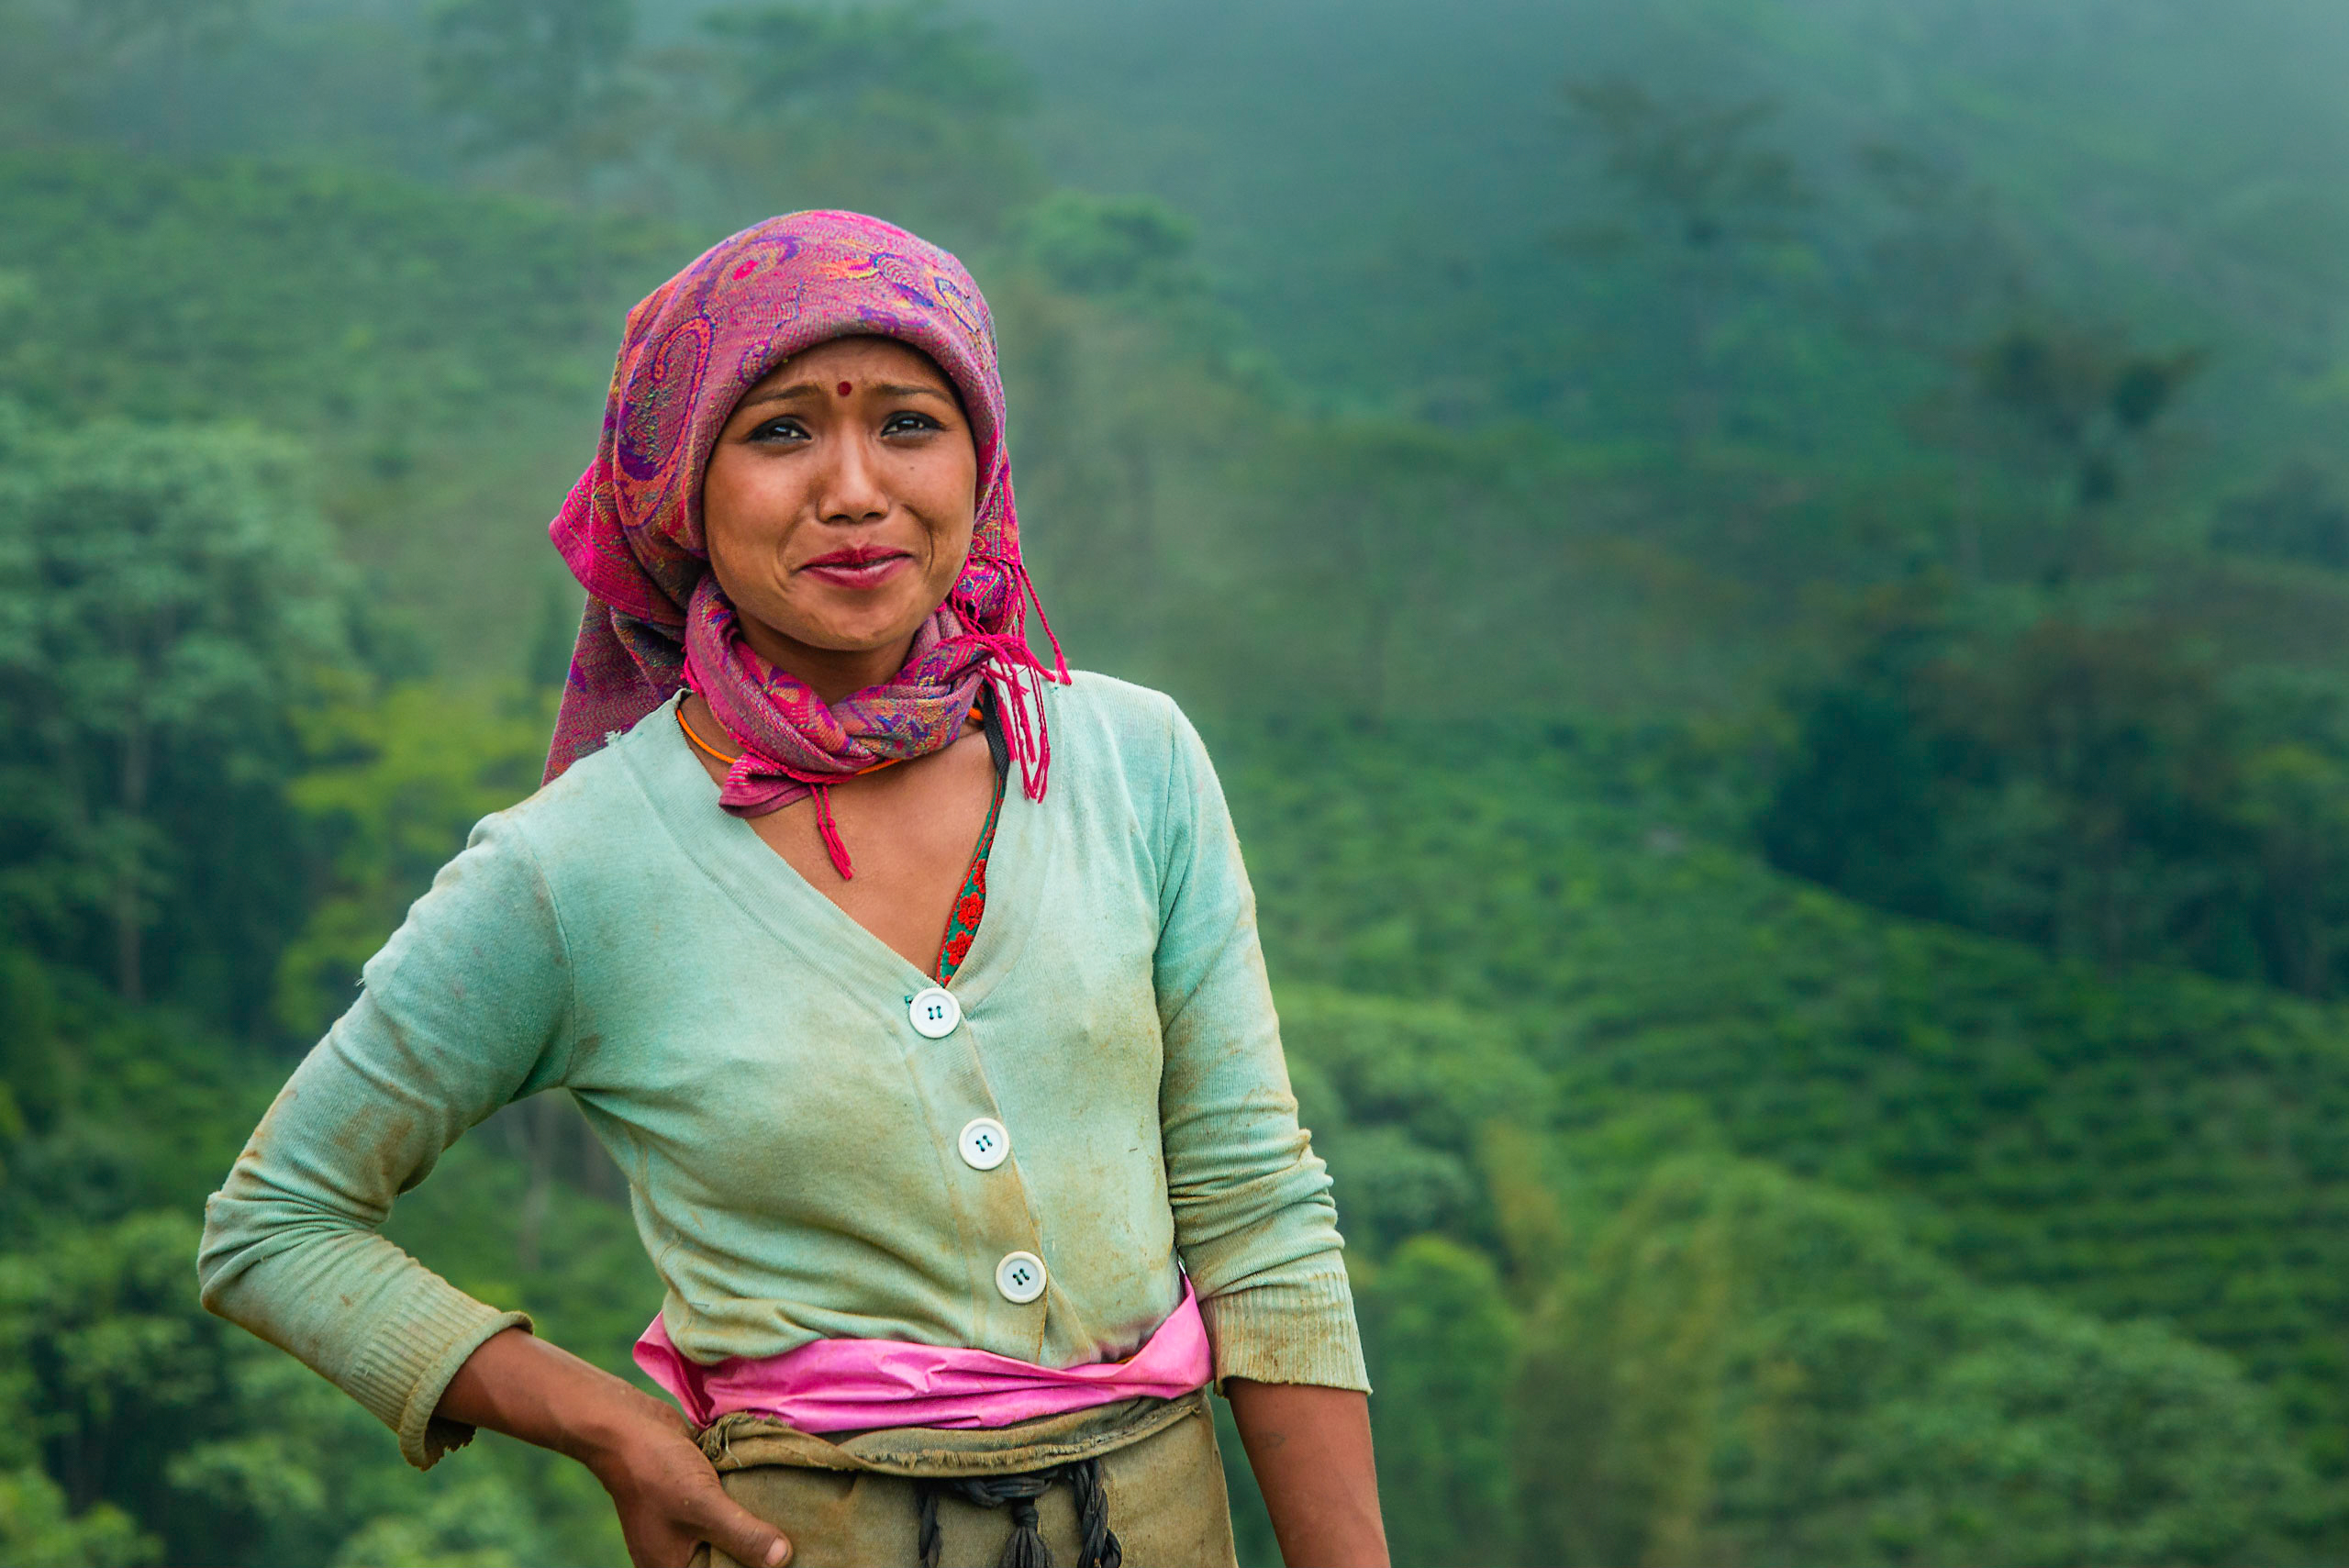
[{"left": 702, "top": 336, "right": 979, "bottom": 680}]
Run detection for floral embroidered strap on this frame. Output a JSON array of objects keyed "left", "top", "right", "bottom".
[{"left": 934, "top": 769, "right": 1005, "bottom": 983}]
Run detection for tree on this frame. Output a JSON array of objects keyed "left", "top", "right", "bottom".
[
  {"left": 273, "top": 682, "right": 546, "bottom": 1040},
  {"left": 0, "top": 1464, "right": 149, "bottom": 1568},
  {"left": 1759, "top": 595, "right": 2277, "bottom": 982},
  {"left": 1963, "top": 324, "right": 2206, "bottom": 556},
  {"left": 69, "top": 0, "right": 258, "bottom": 154},
  {"left": 427, "top": 0, "right": 635, "bottom": 198},
  {"left": 699, "top": 0, "right": 1029, "bottom": 125},
  {"left": 677, "top": 0, "right": 1040, "bottom": 236},
  {"left": 0, "top": 418, "right": 348, "bottom": 1016},
  {"left": 1258, "top": 424, "right": 1501, "bottom": 723},
  {"left": 1355, "top": 1239, "right": 1520, "bottom": 1567},
  {"left": 1512, "top": 1151, "right": 2326, "bottom": 1567},
  {"left": 1007, "top": 192, "right": 1199, "bottom": 300},
  {"left": 1557, "top": 78, "right": 1811, "bottom": 462},
  {"left": 1763, "top": 587, "right": 2349, "bottom": 999}
]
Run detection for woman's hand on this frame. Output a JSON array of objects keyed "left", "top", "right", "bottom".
[
  {"left": 584, "top": 1398, "right": 791, "bottom": 1568},
  {"left": 438, "top": 1327, "right": 791, "bottom": 1568}
]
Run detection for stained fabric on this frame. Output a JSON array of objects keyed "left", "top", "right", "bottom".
[
  {"left": 195, "top": 680, "right": 1369, "bottom": 1472},
  {"left": 688, "top": 1391, "right": 1238, "bottom": 1568},
  {"left": 545, "top": 209, "right": 1065, "bottom": 877}
]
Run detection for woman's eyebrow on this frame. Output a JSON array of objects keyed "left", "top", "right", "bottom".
[
  {"left": 738, "top": 380, "right": 955, "bottom": 412},
  {"left": 739, "top": 381, "right": 824, "bottom": 409}
]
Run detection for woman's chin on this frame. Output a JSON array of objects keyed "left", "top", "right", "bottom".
[
  {"left": 775, "top": 608, "right": 933, "bottom": 658},
  {"left": 817, "top": 582, "right": 959, "bottom": 639}
]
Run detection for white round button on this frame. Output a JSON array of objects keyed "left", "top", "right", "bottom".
[
  {"left": 995, "top": 1251, "right": 1047, "bottom": 1304},
  {"left": 958, "top": 1118, "right": 1010, "bottom": 1171},
  {"left": 907, "top": 986, "right": 962, "bottom": 1040}
]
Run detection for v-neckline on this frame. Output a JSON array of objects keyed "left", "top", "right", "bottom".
[{"left": 624, "top": 695, "right": 1047, "bottom": 1013}]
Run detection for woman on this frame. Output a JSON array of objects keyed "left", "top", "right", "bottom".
[{"left": 198, "top": 210, "right": 1386, "bottom": 1568}]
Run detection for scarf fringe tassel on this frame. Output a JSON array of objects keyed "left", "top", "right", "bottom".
[{"left": 716, "top": 555, "right": 1067, "bottom": 884}]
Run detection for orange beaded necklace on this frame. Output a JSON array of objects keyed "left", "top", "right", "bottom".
[{"left": 674, "top": 699, "right": 982, "bottom": 779}]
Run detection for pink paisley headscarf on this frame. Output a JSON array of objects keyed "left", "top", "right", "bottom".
[{"left": 545, "top": 210, "right": 1065, "bottom": 877}]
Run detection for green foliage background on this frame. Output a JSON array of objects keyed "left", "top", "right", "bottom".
[{"left": 1, "top": 0, "right": 2346, "bottom": 1563}]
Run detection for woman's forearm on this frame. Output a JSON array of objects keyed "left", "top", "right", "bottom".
[
  {"left": 437, "top": 1325, "right": 669, "bottom": 1469},
  {"left": 1227, "top": 1379, "right": 1389, "bottom": 1568}
]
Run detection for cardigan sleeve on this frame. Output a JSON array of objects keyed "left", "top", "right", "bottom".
[
  {"left": 196, "top": 812, "right": 575, "bottom": 1469},
  {"left": 1152, "top": 706, "right": 1370, "bottom": 1393}
]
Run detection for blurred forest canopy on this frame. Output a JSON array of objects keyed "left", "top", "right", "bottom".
[{"left": 1, "top": 0, "right": 2347, "bottom": 1563}]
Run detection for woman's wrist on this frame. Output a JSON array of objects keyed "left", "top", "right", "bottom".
[
  {"left": 563, "top": 1379, "right": 691, "bottom": 1483},
  {"left": 439, "top": 1327, "right": 678, "bottom": 1474}
]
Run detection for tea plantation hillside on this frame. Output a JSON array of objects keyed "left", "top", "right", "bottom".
[{"left": 1221, "top": 719, "right": 2349, "bottom": 1480}]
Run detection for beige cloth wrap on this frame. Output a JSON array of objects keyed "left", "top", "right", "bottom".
[{"left": 688, "top": 1390, "right": 1240, "bottom": 1568}]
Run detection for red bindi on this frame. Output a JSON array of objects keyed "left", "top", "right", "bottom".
[{"left": 836, "top": 381, "right": 852, "bottom": 397}]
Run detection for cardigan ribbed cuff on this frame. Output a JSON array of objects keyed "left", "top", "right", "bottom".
[
  {"left": 1198, "top": 1265, "right": 1370, "bottom": 1394},
  {"left": 342, "top": 1270, "right": 534, "bottom": 1470}
]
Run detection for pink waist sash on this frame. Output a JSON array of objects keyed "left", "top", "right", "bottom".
[{"left": 633, "top": 1282, "right": 1211, "bottom": 1433}]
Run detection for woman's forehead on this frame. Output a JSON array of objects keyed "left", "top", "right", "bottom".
[{"left": 754, "top": 335, "right": 952, "bottom": 389}]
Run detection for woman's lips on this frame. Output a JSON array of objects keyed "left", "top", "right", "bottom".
[{"left": 799, "top": 549, "right": 912, "bottom": 590}]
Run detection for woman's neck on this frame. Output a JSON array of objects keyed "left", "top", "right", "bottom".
[{"left": 739, "top": 621, "right": 916, "bottom": 706}]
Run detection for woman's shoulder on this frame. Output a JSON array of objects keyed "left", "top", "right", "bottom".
[
  {"left": 475, "top": 702, "right": 681, "bottom": 871},
  {"left": 1042, "top": 670, "right": 1219, "bottom": 813},
  {"left": 1044, "top": 669, "right": 1203, "bottom": 770},
  {"left": 1049, "top": 668, "right": 1187, "bottom": 739}
]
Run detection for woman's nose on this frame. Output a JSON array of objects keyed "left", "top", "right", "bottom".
[{"left": 812, "top": 431, "right": 890, "bottom": 525}]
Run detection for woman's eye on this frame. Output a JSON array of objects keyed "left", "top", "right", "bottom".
[
  {"left": 751, "top": 418, "right": 809, "bottom": 443},
  {"left": 883, "top": 411, "right": 941, "bottom": 436}
]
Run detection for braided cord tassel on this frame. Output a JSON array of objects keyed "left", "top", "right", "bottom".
[
  {"left": 913, "top": 1462, "right": 1119, "bottom": 1568},
  {"left": 918, "top": 1485, "right": 944, "bottom": 1568},
  {"left": 1067, "top": 1459, "right": 1121, "bottom": 1568},
  {"left": 1000, "top": 1491, "right": 1051, "bottom": 1568}
]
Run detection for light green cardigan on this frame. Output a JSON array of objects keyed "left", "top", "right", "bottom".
[{"left": 197, "top": 673, "right": 1365, "bottom": 1469}]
